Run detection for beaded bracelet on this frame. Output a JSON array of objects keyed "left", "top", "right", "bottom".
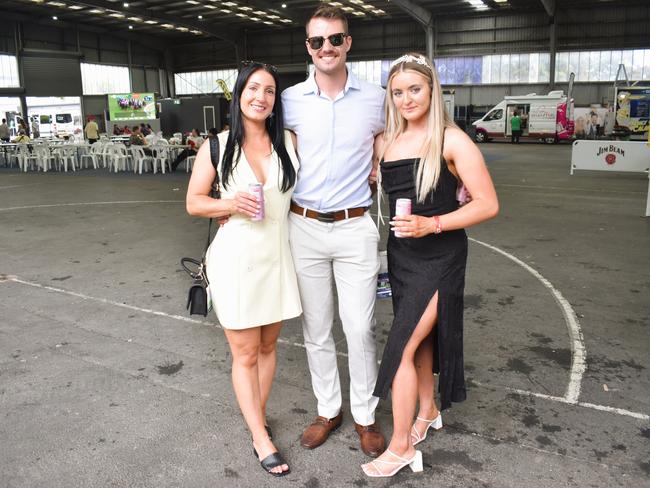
[{"left": 432, "top": 215, "right": 442, "bottom": 234}]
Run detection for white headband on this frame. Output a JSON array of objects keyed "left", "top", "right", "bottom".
[{"left": 390, "top": 54, "right": 432, "bottom": 71}]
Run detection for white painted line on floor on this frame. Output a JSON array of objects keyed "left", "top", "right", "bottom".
[
  {"left": 468, "top": 237, "right": 587, "bottom": 404},
  {"left": 3, "top": 275, "right": 349, "bottom": 358},
  {"left": 0, "top": 200, "right": 184, "bottom": 212},
  {"left": 497, "top": 183, "right": 645, "bottom": 195},
  {"left": 489, "top": 384, "right": 649, "bottom": 421},
  {"left": 0, "top": 184, "right": 42, "bottom": 190},
  {"left": 3, "top": 275, "right": 645, "bottom": 421}
]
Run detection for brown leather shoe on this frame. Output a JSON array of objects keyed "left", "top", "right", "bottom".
[
  {"left": 354, "top": 422, "right": 386, "bottom": 458},
  {"left": 300, "top": 413, "right": 343, "bottom": 449}
]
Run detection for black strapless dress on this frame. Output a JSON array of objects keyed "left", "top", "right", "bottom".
[{"left": 373, "top": 158, "right": 467, "bottom": 410}]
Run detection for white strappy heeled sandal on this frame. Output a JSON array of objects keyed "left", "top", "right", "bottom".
[
  {"left": 411, "top": 413, "right": 443, "bottom": 446},
  {"left": 361, "top": 449, "right": 423, "bottom": 478}
]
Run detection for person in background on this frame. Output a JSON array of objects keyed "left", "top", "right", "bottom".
[
  {"left": 31, "top": 118, "right": 40, "bottom": 139},
  {"left": 186, "top": 61, "right": 300, "bottom": 477},
  {"left": 122, "top": 125, "right": 132, "bottom": 135},
  {"left": 0, "top": 118, "right": 10, "bottom": 142},
  {"left": 510, "top": 110, "right": 522, "bottom": 144},
  {"left": 220, "top": 123, "right": 230, "bottom": 133},
  {"left": 18, "top": 118, "right": 29, "bottom": 137},
  {"left": 12, "top": 130, "right": 30, "bottom": 143},
  {"left": 85, "top": 116, "right": 100, "bottom": 144},
  {"left": 130, "top": 125, "right": 152, "bottom": 155},
  {"left": 170, "top": 128, "right": 204, "bottom": 172},
  {"left": 363, "top": 52, "right": 498, "bottom": 478},
  {"left": 140, "top": 123, "right": 150, "bottom": 136}
]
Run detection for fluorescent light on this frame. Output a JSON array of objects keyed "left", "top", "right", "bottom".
[
  {"left": 52, "top": 15, "right": 58, "bottom": 19},
  {"left": 236, "top": 13, "right": 247, "bottom": 17},
  {"left": 89, "top": 9, "right": 104, "bottom": 14},
  {"left": 223, "top": 1, "right": 237, "bottom": 5},
  {"left": 108, "top": 12, "right": 125, "bottom": 18},
  {"left": 128, "top": 16, "right": 142, "bottom": 22},
  {"left": 176, "top": 26, "right": 189, "bottom": 32},
  {"left": 186, "top": 0, "right": 199, "bottom": 4},
  {"left": 161, "top": 23, "right": 174, "bottom": 28},
  {"left": 144, "top": 19, "right": 158, "bottom": 24},
  {"left": 263, "top": 21, "right": 273, "bottom": 25},
  {"left": 205, "top": 4, "right": 216, "bottom": 9},
  {"left": 267, "top": 14, "right": 279, "bottom": 19},
  {"left": 239, "top": 6, "right": 252, "bottom": 11},
  {"left": 280, "top": 18, "right": 291, "bottom": 23},
  {"left": 47, "top": 1, "right": 66, "bottom": 6},
  {"left": 68, "top": 5, "right": 83, "bottom": 9},
  {"left": 221, "top": 9, "right": 231, "bottom": 13},
  {"left": 250, "top": 17, "right": 260, "bottom": 21}
]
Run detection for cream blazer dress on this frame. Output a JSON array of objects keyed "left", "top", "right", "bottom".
[{"left": 206, "top": 130, "right": 302, "bottom": 329}]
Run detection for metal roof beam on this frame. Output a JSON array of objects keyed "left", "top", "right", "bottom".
[
  {"left": 539, "top": 0, "right": 556, "bottom": 17},
  {"left": 391, "top": 0, "right": 433, "bottom": 28},
  {"left": 71, "top": 0, "right": 243, "bottom": 45}
]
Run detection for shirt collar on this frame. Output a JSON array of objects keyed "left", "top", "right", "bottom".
[{"left": 303, "top": 68, "right": 361, "bottom": 96}]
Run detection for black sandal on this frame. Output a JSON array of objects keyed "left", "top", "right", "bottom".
[
  {"left": 265, "top": 425, "right": 273, "bottom": 440},
  {"left": 253, "top": 447, "right": 290, "bottom": 477}
]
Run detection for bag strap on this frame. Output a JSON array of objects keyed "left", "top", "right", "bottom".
[{"left": 204, "top": 136, "right": 221, "bottom": 255}]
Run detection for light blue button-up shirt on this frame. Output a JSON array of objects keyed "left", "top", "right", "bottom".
[{"left": 282, "top": 70, "right": 385, "bottom": 213}]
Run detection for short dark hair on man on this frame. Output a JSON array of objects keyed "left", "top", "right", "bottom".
[
  {"left": 133, "top": 125, "right": 140, "bottom": 131},
  {"left": 306, "top": 5, "right": 348, "bottom": 35}
]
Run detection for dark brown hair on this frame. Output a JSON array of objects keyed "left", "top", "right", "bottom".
[{"left": 306, "top": 5, "right": 348, "bottom": 35}]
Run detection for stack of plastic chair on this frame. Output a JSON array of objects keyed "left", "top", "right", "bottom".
[{"left": 131, "top": 146, "right": 154, "bottom": 174}]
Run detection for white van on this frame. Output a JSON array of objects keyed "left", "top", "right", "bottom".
[{"left": 472, "top": 90, "right": 574, "bottom": 143}]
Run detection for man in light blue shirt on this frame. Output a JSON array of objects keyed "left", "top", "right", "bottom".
[{"left": 282, "top": 5, "right": 386, "bottom": 458}]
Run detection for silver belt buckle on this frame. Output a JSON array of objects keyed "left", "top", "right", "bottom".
[{"left": 316, "top": 212, "right": 336, "bottom": 223}]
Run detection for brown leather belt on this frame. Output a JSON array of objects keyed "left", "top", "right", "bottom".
[{"left": 290, "top": 202, "right": 368, "bottom": 223}]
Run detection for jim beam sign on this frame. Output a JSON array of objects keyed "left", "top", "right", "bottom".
[{"left": 595, "top": 143, "right": 626, "bottom": 166}]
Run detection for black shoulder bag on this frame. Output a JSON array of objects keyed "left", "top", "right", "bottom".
[{"left": 181, "top": 137, "right": 221, "bottom": 316}]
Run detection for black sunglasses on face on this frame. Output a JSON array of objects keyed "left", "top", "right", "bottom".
[{"left": 306, "top": 33, "right": 347, "bottom": 50}]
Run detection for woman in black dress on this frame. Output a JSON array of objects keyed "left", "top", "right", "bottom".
[{"left": 362, "top": 53, "right": 499, "bottom": 478}]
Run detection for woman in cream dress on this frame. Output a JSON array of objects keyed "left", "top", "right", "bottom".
[{"left": 186, "top": 62, "right": 300, "bottom": 477}]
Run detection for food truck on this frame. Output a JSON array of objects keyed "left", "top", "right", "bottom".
[{"left": 472, "top": 90, "right": 574, "bottom": 143}]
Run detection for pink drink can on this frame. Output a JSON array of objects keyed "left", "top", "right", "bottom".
[
  {"left": 248, "top": 183, "right": 265, "bottom": 221},
  {"left": 395, "top": 198, "right": 411, "bottom": 238}
]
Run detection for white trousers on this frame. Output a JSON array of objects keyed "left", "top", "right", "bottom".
[{"left": 289, "top": 211, "right": 380, "bottom": 425}]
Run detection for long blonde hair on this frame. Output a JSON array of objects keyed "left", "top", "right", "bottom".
[{"left": 382, "top": 53, "right": 457, "bottom": 203}]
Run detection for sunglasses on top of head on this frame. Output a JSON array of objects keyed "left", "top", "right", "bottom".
[
  {"left": 240, "top": 60, "right": 278, "bottom": 73},
  {"left": 305, "top": 33, "right": 348, "bottom": 50}
]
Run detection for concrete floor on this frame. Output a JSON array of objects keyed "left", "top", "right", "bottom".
[{"left": 1, "top": 143, "right": 649, "bottom": 488}]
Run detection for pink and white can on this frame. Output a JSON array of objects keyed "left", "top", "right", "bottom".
[
  {"left": 248, "top": 183, "right": 265, "bottom": 221},
  {"left": 394, "top": 198, "right": 411, "bottom": 238}
]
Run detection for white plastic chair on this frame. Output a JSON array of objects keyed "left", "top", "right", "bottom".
[
  {"left": 79, "top": 143, "right": 100, "bottom": 169},
  {"left": 131, "top": 146, "right": 154, "bottom": 174},
  {"left": 53, "top": 146, "right": 77, "bottom": 172},
  {"left": 107, "top": 144, "right": 131, "bottom": 172},
  {"left": 151, "top": 145, "right": 171, "bottom": 174},
  {"left": 35, "top": 145, "right": 58, "bottom": 172},
  {"left": 16, "top": 145, "right": 38, "bottom": 172}
]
